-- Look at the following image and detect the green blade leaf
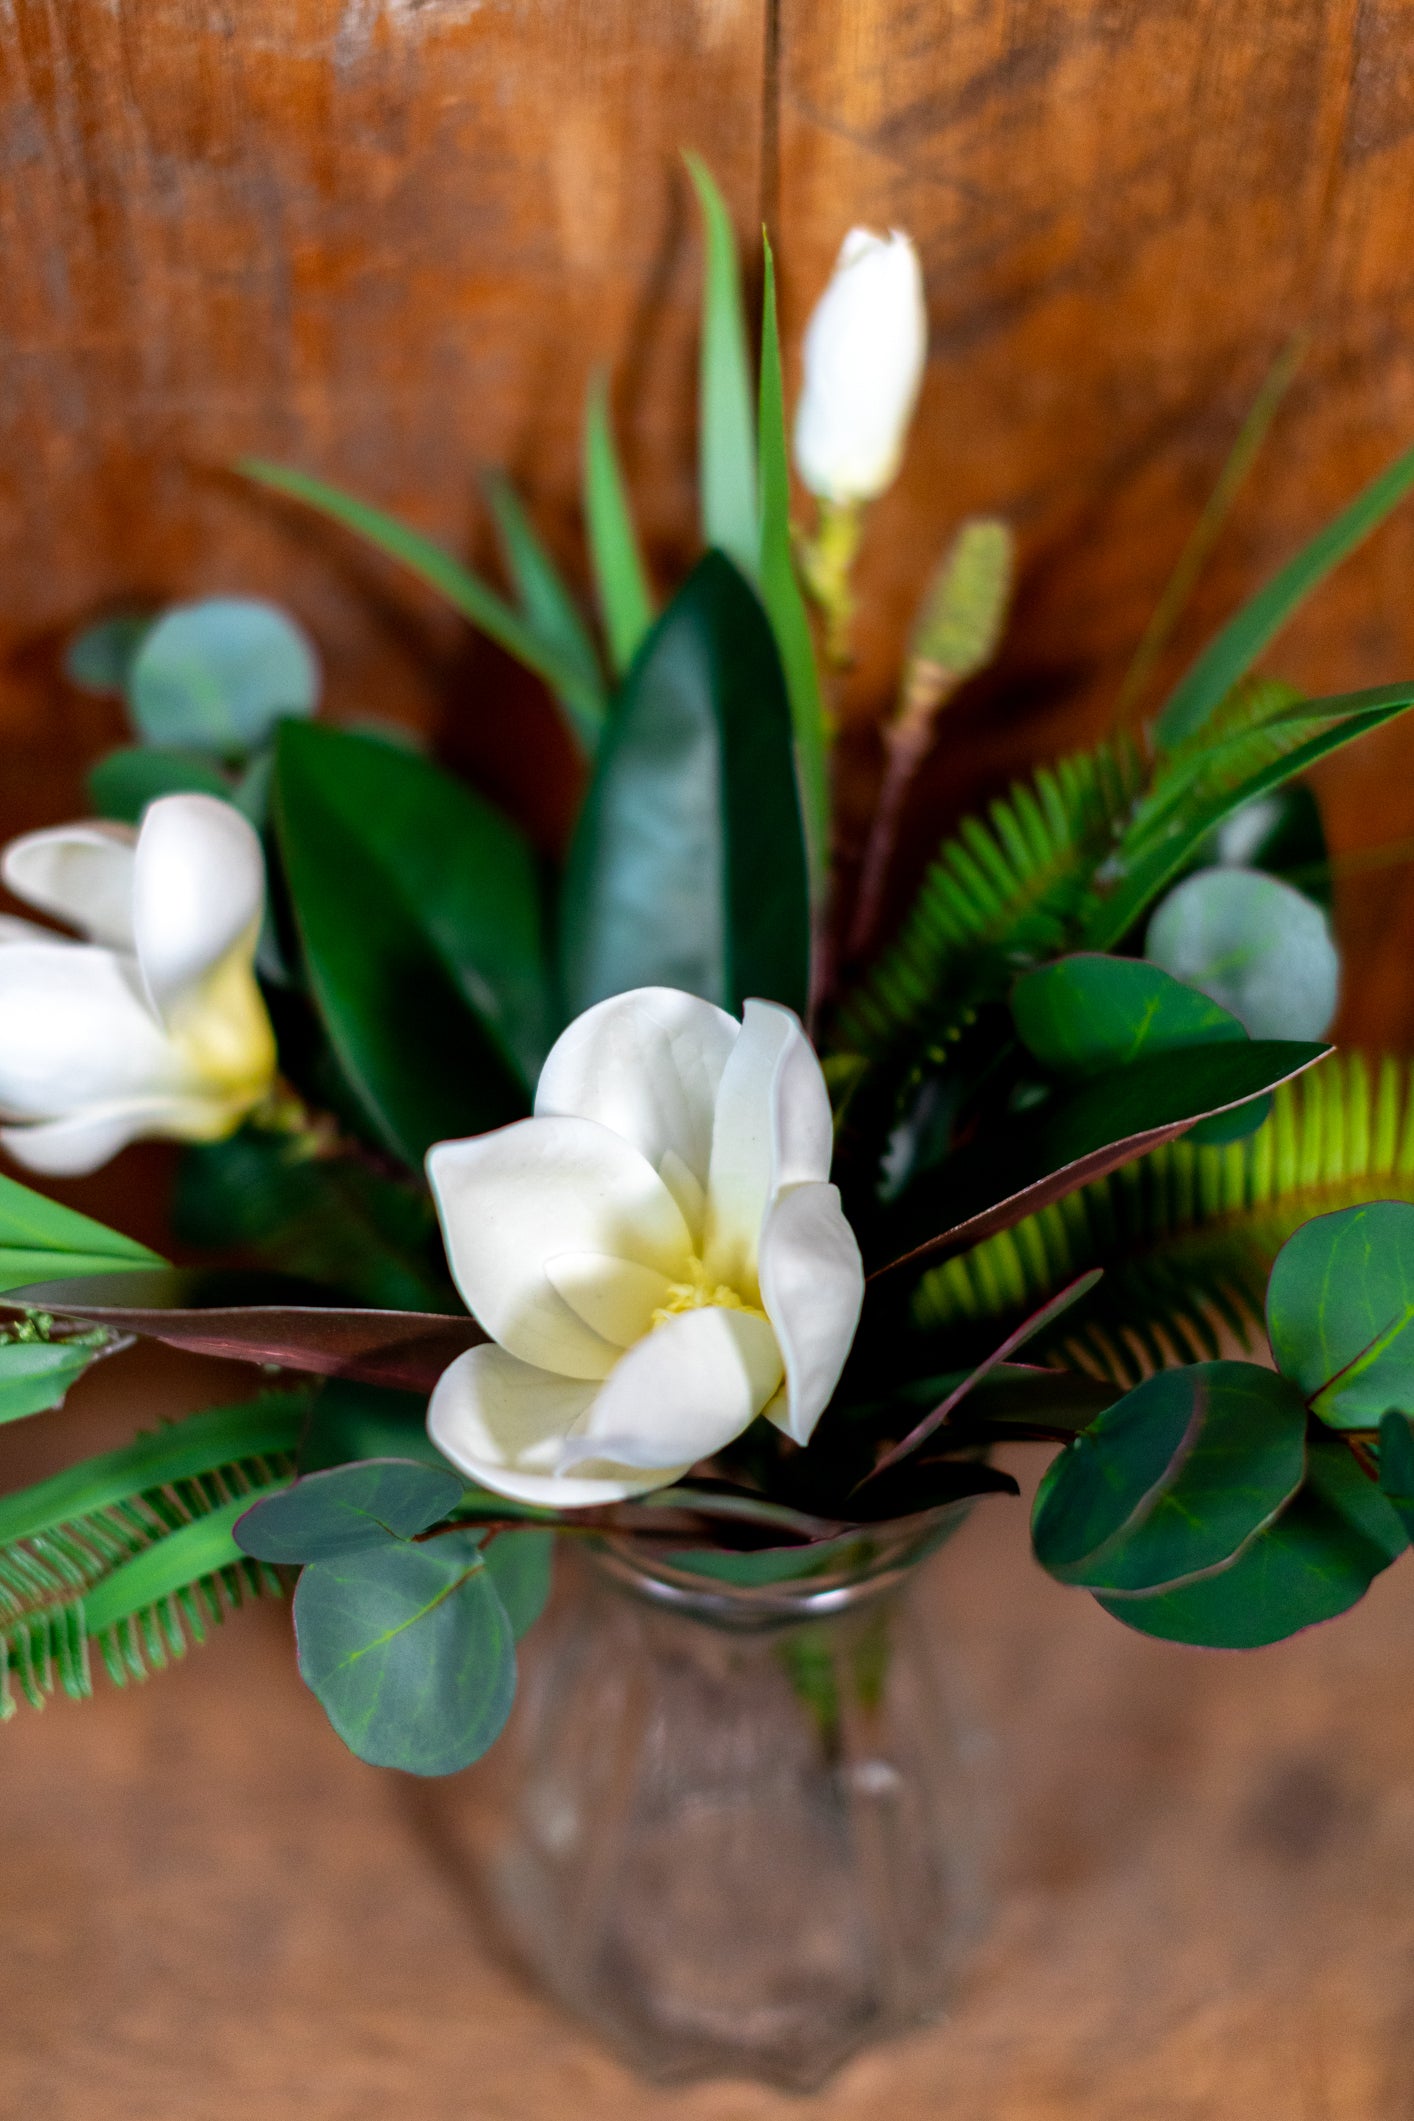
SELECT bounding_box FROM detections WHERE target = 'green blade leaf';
[758,234,829,890]
[234,1457,465,1563]
[561,550,811,1019]
[239,458,592,716]
[294,1531,515,1774]
[685,153,758,581]
[273,722,536,1166]
[1097,1431,1406,1646]
[128,597,319,756]
[583,375,655,678]
[87,746,233,824]
[1154,439,1414,747]
[1088,683,1414,949]
[484,473,607,751]
[0,1339,98,1426]
[1032,1360,1307,1593]
[0,1172,162,1295]
[1145,867,1339,1040]
[1266,1201,1414,1430]
[1012,954,1245,1075]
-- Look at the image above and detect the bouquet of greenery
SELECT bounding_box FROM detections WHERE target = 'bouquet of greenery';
[5,164,1414,1777]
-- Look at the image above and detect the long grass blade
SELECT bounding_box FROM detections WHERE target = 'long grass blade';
[583,375,655,677]
[483,473,607,750]
[685,153,759,580]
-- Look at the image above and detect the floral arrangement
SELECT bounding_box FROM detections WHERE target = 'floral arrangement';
[4,162,1414,1778]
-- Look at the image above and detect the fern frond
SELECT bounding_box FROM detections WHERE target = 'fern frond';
[1123,675,1303,858]
[913,1052,1414,1387]
[837,736,1144,1063]
[0,1392,310,1717]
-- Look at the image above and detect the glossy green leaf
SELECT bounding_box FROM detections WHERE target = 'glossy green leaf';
[294,1530,515,1774]
[561,551,811,1019]
[273,721,535,1165]
[685,153,758,581]
[1097,1431,1406,1646]
[1032,1361,1307,1592]
[129,597,319,755]
[1267,1201,1414,1430]
[1012,954,1245,1075]
[298,1379,458,1476]
[87,746,233,824]
[240,458,593,709]
[1145,867,1339,1040]
[234,1457,465,1563]
[583,375,655,677]
[758,236,829,890]
[0,1172,162,1294]
[1154,440,1414,746]
[481,1529,554,1638]
[877,1038,1327,1276]
[1378,1411,1414,1541]
[0,1338,97,1425]
[1090,684,1414,955]
[484,472,607,751]
[64,613,153,694]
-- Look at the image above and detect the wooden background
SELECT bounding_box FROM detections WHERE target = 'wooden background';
[7,2,1414,1036]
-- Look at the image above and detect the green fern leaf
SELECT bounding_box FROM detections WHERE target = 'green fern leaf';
[837,737,1143,1063]
[913,1052,1414,1386]
[0,1391,310,1716]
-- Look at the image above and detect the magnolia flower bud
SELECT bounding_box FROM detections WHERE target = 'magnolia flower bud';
[0,794,276,1175]
[426,987,865,1508]
[793,228,928,506]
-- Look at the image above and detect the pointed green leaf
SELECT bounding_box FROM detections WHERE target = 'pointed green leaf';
[1013,954,1245,1075]
[294,1531,515,1774]
[758,236,829,889]
[0,1339,98,1426]
[273,722,533,1167]
[0,1173,162,1294]
[484,472,607,750]
[1155,439,1414,746]
[583,375,655,677]
[1267,1201,1414,1430]
[686,153,759,580]
[560,552,811,1018]
[234,1457,465,1563]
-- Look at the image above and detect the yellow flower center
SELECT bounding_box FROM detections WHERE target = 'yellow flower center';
[649,1256,766,1332]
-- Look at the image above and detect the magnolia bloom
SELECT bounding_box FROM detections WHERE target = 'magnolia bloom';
[0,794,276,1176]
[793,228,928,506]
[427,988,865,1507]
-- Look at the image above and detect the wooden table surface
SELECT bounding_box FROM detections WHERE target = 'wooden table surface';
[6,1348,1414,2120]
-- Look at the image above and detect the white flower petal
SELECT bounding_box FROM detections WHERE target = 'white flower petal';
[544,1252,674,1349]
[758,1182,864,1446]
[793,227,927,505]
[0,1094,235,1177]
[2,823,136,948]
[427,1116,693,1381]
[658,1148,707,1245]
[132,795,265,1021]
[0,942,185,1119]
[534,986,738,1189]
[427,1343,683,1507]
[560,1305,783,1471]
[0,916,56,947]
[704,1000,834,1288]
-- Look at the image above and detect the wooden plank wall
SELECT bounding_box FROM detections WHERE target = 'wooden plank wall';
[4,1,1414,1036]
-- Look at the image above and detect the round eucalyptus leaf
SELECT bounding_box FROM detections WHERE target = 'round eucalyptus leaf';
[234,1456,465,1563]
[1144,866,1339,1040]
[1267,1201,1414,1429]
[65,613,154,695]
[482,1529,554,1638]
[87,746,232,825]
[129,597,319,755]
[1031,1360,1308,1593]
[295,1530,516,1775]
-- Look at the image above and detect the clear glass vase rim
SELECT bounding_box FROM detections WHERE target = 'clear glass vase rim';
[585,1520,953,1627]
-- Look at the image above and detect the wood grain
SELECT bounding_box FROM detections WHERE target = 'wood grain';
[6,1346,1414,2118]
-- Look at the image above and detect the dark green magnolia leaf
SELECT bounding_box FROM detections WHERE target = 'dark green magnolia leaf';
[234,1457,465,1563]
[481,1530,554,1638]
[0,1172,162,1294]
[1032,1360,1308,1593]
[1267,1201,1414,1429]
[1146,868,1339,1040]
[86,746,233,824]
[0,1338,98,1424]
[274,721,534,1166]
[130,597,319,754]
[1378,1412,1414,1541]
[294,1530,516,1775]
[561,551,811,1019]
[875,1038,1326,1277]
[1097,1431,1406,1646]
[1013,954,1243,1075]
[298,1379,457,1475]
[64,612,153,694]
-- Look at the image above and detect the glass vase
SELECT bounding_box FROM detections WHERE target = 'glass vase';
[477,1526,988,2090]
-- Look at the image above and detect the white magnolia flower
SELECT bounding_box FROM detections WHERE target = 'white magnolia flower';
[0,794,276,1175]
[793,228,928,506]
[427,987,865,1507]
